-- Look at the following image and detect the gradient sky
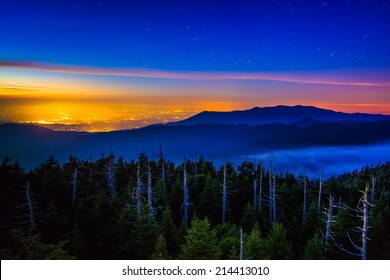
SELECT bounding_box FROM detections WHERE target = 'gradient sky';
[1,0,390,131]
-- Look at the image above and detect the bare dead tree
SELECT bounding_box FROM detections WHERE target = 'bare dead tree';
[258,161,263,210]
[183,158,189,228]
[253,160,257,210]
[193,151,198,190]
[336,183,374,259]
[159,143,165,191]
[320,194,337,251]
[105,148,116,199]
[240,228,244,260]
[301,172,307,224]
[147,161,154,217]
[318,168,323,214]
[272,167,277,223]
[222,158,228,224]
[371,176,376,205]
[269,152,273,223]
[71,167,80,206]
[88,156,93,183]
[25,181,36,231]
[136,160,143,216]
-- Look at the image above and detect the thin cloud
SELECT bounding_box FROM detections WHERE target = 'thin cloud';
[1,60,389,87]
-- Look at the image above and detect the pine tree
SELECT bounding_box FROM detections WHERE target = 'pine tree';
[160,206,180,257]
[264,223,292,259]
[180,218,221,260]
[303,233,326,260]
[132,205,158,259]
[151,234,170,260]
[243,226,265,259]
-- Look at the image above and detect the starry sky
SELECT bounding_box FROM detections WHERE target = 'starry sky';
[0,0,390,131]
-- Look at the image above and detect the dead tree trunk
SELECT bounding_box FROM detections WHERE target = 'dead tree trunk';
[240,228,244,260]
[72,167,78,206]
[318,168,323,214]
[371,177,376,205]
[337,183,373,259]
[253,174,257,211]
[322,194,336,251]
[303,172,307,224]
[25,181,36,231]
[147,161,153,217]
[222,159,227,224]
[159,143,165,191]
[183,159,189,228]
[361,183,370,260]
[259,162,263,210]
[136,161,142,216]
[106,150,116,199]
[89,156,93,183]
[269,153,273,223]
[193,151,198,190]
[272,168,277,223]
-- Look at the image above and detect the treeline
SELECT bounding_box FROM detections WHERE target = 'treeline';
[0,152,389,260]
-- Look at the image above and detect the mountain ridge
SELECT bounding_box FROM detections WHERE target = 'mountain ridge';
[170,105,390,126]
[1,105,390,170]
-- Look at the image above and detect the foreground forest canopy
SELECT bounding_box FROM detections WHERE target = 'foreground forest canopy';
[1,152,389,260]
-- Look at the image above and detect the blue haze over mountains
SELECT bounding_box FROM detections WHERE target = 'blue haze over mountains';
[1,105,390,176]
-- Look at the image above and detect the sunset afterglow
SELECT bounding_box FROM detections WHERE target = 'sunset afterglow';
[1,1,389,131]
[1,64,390,131]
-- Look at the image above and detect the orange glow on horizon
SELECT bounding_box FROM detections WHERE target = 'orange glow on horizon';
[1,65,390,131]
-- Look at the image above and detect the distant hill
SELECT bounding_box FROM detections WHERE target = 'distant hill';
[1,117,390,169]
[0,123,88,168]
[171,105,390,126]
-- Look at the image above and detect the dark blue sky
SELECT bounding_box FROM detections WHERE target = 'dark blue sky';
[1,0,389,71]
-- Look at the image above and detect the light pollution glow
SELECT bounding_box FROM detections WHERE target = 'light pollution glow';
[1,61,390,132]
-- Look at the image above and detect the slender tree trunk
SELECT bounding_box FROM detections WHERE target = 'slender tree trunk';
[269,153,273,223]
[371,177,376,205]
[106,150,115,198]
[318,168,323,214]
[194,151,197,191]
[259,162,263,209]
[339,183,373,259]
[159,143,165,191]
[253,177,257,210]
[303,173,307,224]
[324,194,335,251]
[147,161,153,216]
[136,161,142,216]
[89,156,92,183]
[25,181,36,231]
[361,183,369,260]
[72,167,77,206]
[222,159,227,224]
[240,228,243,260]
[183,159,189,228]
[272,168,277,223]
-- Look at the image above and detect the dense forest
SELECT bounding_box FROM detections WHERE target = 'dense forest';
[1,151,389,260]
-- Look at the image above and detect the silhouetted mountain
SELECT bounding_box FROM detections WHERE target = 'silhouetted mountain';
[171,105,390,126]
[1,119,390,169]
[0,123,88,167]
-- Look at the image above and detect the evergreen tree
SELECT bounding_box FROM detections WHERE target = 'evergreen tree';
[264,223,292,259]
[132,205,158,259]
[11,229,75,260]
[303,233,326,260]
[151,234,170,260]
[180,218,221,260]
[160,206,180,257]
[243,226,265,260]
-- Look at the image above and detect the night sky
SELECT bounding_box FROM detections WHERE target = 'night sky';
[1,0,389,131]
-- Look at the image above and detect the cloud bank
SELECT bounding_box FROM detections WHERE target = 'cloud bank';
[1,60,389,87]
